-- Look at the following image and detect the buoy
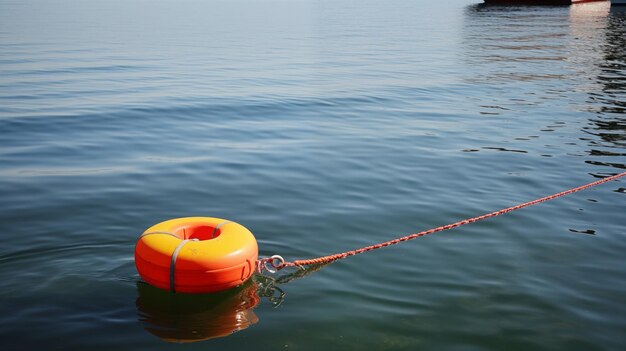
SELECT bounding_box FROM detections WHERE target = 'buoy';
[135,217,258,293]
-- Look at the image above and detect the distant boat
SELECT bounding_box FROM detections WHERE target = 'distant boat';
[484,0,608,4]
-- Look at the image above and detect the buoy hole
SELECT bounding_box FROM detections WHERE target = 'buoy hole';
[176,225,222,241]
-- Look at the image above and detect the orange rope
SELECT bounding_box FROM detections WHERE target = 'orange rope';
[259,172,625,271]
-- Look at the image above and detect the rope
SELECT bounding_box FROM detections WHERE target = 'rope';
[258,172,625,272]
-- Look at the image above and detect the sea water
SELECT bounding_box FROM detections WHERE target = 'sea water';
[0,0,624,350]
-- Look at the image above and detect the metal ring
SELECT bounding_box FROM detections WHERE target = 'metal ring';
[269,255,285,270]
[263,259,277,274]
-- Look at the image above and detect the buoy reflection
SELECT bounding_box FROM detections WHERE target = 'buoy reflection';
[136,279,260,343]
[136,263,328,343]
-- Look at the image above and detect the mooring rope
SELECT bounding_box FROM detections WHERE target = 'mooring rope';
[257,172,626,273]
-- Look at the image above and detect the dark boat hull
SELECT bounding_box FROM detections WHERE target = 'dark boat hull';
[484,0,606,4]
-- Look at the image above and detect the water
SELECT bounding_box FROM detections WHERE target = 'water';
[1,0,625,349]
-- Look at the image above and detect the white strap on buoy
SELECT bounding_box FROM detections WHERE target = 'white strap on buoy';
[212,221,232,238]
[170,239,191,293]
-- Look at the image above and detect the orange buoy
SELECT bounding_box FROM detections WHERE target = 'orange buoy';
[135,217,258,293]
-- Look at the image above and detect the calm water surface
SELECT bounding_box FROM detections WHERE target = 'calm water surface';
[1,0,625,350]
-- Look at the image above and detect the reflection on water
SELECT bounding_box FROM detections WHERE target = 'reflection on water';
[136,280,260,343]
[463,2,625,172]
[584,4,626,170]
[136,264,327,343]
[596,6,626,115]
[568,1,610,94]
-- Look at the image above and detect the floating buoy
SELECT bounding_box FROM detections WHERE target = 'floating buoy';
[135,217,258,293]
